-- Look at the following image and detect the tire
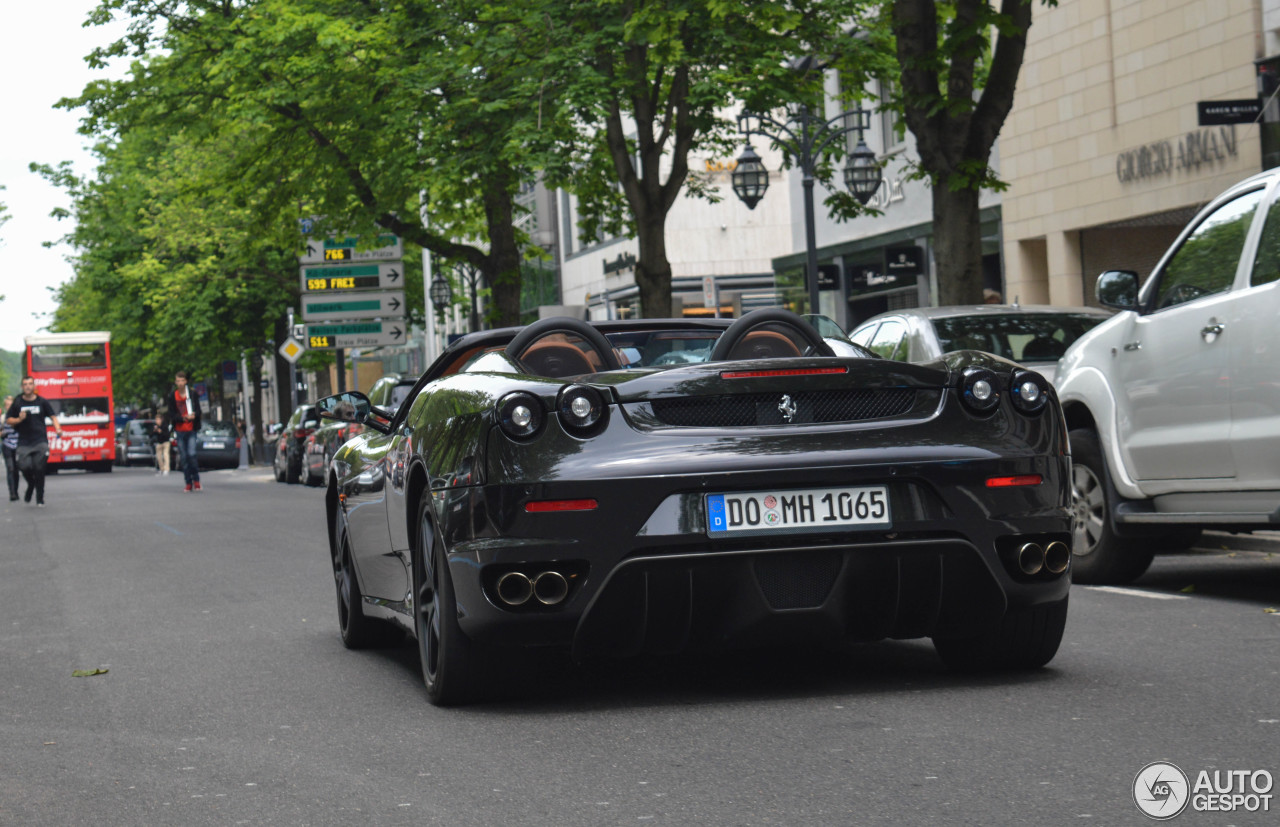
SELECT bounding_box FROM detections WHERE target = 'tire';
[332,527,391,649]
[1068,428,1153,584]
[274,458,286,483]
[414,496,481,706]
[285,448,300,484]
[933,597,1069,671]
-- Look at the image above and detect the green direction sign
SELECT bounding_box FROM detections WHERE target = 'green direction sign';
[299,262,403,292]
[301,290,405,322]
[298,234,403,265]
[305,320,407,349]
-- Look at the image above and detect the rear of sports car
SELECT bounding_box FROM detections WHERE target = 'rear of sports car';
[441,353,1071,672]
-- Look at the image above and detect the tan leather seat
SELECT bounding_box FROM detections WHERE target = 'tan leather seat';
[726,330,803,360]
[519,341,596,377]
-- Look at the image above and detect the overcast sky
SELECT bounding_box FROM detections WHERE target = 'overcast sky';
[0,0,129,355]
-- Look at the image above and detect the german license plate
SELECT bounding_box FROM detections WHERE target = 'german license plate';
[204,442,225,449]
[707,486,890,535]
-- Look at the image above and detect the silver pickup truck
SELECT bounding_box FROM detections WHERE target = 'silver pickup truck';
[1056,169,1280,583]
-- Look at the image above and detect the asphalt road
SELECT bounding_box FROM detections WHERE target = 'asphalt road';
[2,466,1278,825]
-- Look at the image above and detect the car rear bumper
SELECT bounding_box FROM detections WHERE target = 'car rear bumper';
[441,452,1072,655]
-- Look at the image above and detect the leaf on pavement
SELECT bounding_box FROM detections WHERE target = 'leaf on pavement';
[1179,585,1196,593]
[71,668,109,677]
[1264,608,1278,614]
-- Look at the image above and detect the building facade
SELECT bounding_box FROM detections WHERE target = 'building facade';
[1001,0,1271,305]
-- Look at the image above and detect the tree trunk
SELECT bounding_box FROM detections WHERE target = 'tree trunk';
[481,166,523,328]
[931,181,984,306]
[634,213,672,318]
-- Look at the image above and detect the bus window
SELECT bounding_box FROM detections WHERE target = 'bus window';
[30,344,108,371]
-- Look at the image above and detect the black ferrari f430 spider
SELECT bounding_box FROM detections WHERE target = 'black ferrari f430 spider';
[318,308,1072,704]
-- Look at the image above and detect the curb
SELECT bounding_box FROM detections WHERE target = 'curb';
[1200,530,1280,553]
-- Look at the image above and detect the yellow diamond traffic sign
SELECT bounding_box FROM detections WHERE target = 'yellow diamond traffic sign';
[278,338,306,363]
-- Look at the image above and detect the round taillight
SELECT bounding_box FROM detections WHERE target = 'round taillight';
[960,367,1001,415]
[557,385,607,436]
[497,392,544,440]
[1010,369,1050,415]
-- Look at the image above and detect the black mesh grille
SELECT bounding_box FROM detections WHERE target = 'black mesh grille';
[753,551,843,610]
[650,388,916,427]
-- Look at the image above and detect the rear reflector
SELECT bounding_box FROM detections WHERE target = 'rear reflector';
[525,499,599,513]
[986,475,1043,488]
[721,367,849,379]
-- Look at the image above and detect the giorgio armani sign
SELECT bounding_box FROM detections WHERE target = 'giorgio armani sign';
[1116,126,1238,184]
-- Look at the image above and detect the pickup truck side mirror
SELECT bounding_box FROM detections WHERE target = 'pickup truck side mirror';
[1096,269,1140,311]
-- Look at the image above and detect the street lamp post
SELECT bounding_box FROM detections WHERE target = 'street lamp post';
[453,262,483,333]
[732,101,881,315]
[429,274,453,317]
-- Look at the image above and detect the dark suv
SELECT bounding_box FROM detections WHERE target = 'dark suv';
[273,404,319,484]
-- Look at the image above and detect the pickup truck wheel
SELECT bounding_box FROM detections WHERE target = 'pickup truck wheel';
[1069,428,1153,584]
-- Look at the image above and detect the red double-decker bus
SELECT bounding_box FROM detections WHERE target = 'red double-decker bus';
[24,332,116,473]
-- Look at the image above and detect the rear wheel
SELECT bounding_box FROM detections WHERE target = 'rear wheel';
[933,597,1068,671]
[414,496,480,705]
[1069,428,1153,584]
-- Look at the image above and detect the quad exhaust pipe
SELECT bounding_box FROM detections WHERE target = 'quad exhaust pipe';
[494,570,570,607]
[1043,541,1070,575]
[1017,542,1045,576]
[1013,540,1070,577]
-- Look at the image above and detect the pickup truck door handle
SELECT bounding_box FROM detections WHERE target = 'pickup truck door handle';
[1201,322,1225,341]
[1123,341,1142,351]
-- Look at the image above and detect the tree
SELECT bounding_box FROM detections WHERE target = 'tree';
[544,0,877,318]
[34,117,312,413]
[887,0,1053,304]
[74,0,572,328]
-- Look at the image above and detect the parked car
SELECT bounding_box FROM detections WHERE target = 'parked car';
[273,404,319,484]
[1056,169,1280,584]
[318,309,1071,705]
[848,304,1112,378]
[119,419,158,467]
[194,420,241,470]
[303,374,418,487]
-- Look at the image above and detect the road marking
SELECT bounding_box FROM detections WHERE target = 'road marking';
[1084,586,1188,601]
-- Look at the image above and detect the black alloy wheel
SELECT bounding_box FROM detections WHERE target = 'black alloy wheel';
[333,529,387,648]
[414,496,478,705]
[933,597,1069,671]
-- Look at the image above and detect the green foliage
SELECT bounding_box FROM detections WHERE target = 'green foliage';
[0,348,21,397]
[535,0,881,315]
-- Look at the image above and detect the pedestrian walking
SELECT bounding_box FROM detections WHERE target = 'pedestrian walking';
[2,395,19,502]
[169,371,202,492]
[3,376,63,507]
[152,411,171,475]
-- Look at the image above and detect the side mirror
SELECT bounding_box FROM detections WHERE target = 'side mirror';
[317,391,392,434]
[1096,270,1140,311]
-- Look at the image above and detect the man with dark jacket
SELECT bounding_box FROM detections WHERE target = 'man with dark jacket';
[4,376,63,506]
[169,372,202,492]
